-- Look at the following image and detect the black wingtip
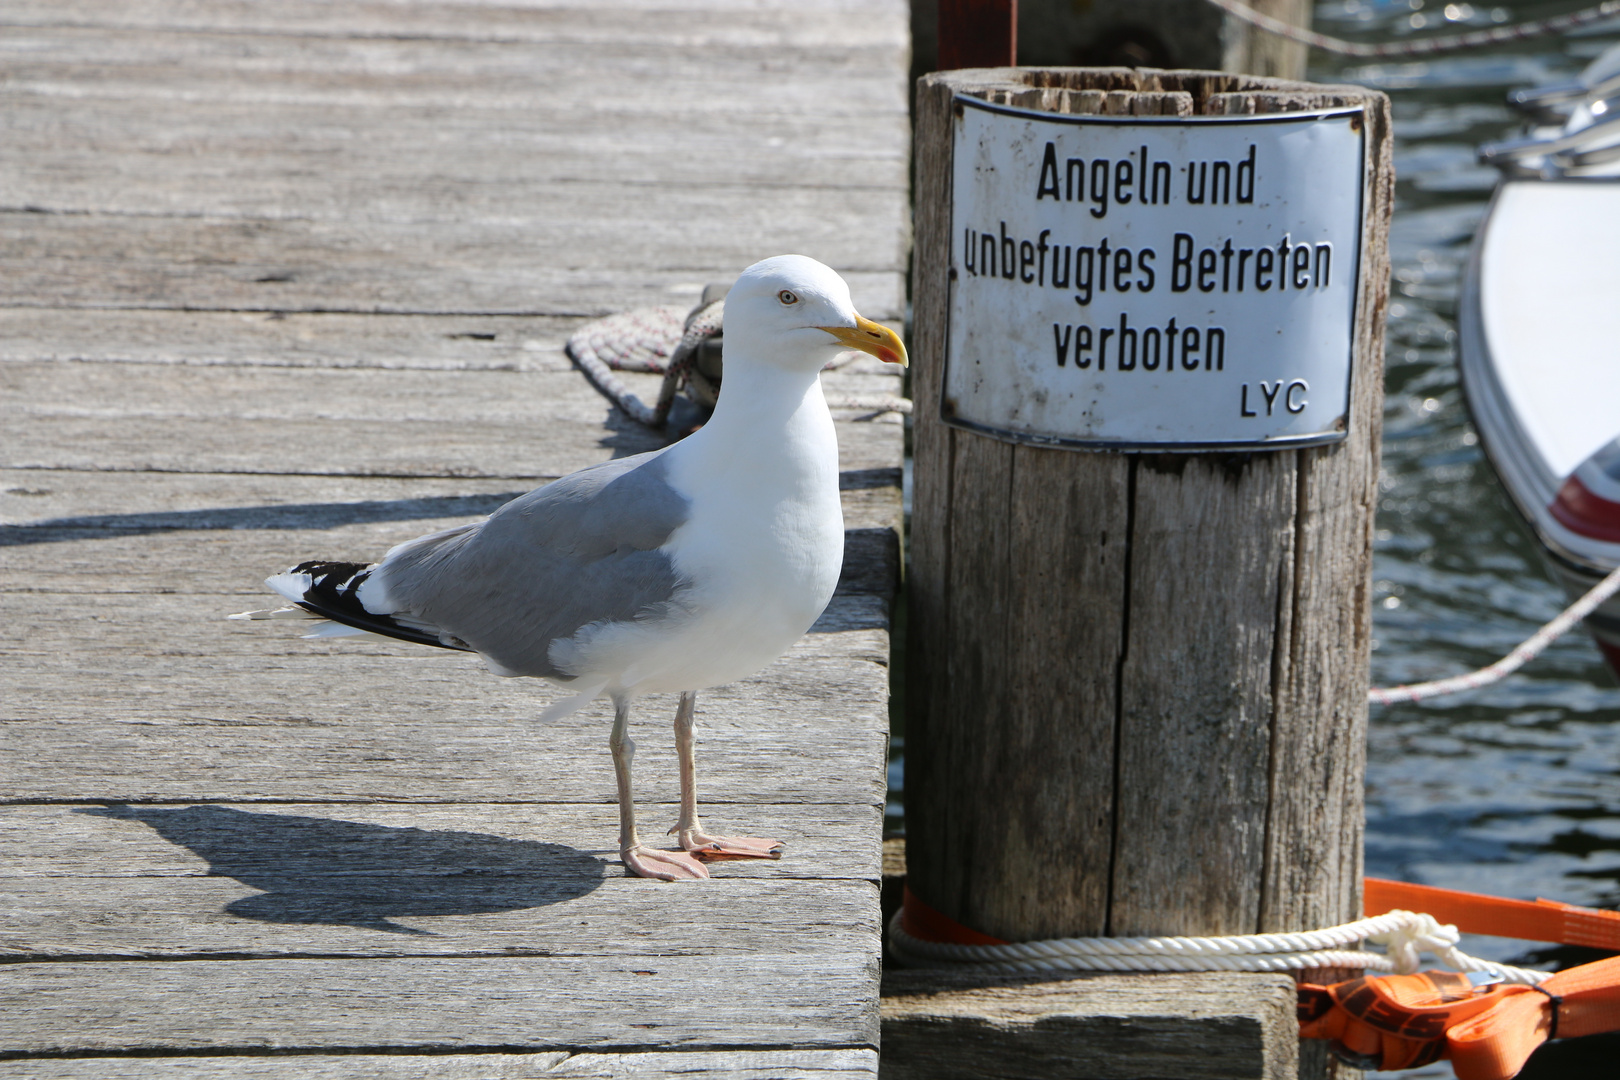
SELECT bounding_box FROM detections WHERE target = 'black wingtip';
[287,560,471,653]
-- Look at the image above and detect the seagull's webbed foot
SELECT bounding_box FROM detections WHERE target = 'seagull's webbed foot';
[622,842,710,881]
[672,826,785,861]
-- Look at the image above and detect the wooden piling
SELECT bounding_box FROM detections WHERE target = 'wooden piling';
[906,63,1392,967]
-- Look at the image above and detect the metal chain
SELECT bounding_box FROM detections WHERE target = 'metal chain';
[1210,0,1620,58]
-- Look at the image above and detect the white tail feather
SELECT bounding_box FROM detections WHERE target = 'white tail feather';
[265,572,314,604]
[534,681,609,722]
[228,605,314,622]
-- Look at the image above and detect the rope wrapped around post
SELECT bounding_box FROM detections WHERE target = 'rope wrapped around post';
[889,891,1551,984]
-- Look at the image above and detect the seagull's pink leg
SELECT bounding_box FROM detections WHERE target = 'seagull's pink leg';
[669,690,784,861]
[609,694,707,880]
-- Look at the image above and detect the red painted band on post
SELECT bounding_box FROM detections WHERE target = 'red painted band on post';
[900,884,1009,945]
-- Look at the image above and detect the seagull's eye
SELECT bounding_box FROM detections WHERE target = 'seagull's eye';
[777,290,799,305]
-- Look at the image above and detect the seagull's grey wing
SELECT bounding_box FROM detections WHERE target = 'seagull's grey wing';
[372,449,690,678]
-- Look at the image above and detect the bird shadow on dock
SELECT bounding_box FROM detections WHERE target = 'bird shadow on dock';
[79,804,606,935]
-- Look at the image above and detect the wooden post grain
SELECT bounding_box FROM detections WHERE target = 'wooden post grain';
[908,68,1393,950]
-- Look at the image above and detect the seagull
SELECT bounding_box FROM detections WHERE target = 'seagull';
[231,255,907,880]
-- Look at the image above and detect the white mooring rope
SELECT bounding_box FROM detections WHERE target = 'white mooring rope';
[1368,562,1620,705]
[567,304,911,430]
[889,907,1552,984]
[1209,0,1620,58]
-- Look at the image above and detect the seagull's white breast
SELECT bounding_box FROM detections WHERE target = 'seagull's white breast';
[578,374,844,696]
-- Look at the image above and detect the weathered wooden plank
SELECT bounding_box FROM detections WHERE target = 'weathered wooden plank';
[544,1049,877,1080]
[0,802,879,887]
[0,603,888,807]
[3,520,894,601]
[0,99,907,199]
[2,410,900,483]
[881,970,1298,1080]
[0,875,878,961]
[0,25,906,116]
[0,954,878,1054]
[0,310,591,372]
[0,1054,570,1080]
[0,538,897,631]
[0,181,906,287]
[1,0,907,46]
[0,212,907,321]
[0,361,903,478]
[0,355,904,428]
[1108,454,1296,937]
[3,469,902,545]
[907,82,1130,943]
[0,717,884,806]
[0,1049,878,1080]
[0,473,529,531]
[0,801,878,961]
[1220,0,1313,81]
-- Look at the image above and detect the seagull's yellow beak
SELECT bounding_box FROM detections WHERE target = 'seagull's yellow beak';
[818,315,908,367]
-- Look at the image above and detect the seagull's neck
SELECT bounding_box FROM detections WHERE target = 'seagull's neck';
[677,355,836,487]
[700,356,828,442]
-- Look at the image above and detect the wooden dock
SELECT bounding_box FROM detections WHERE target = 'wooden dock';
[0,2,908,1075]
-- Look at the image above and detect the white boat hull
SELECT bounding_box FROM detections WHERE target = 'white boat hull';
[1458,179,1620,673]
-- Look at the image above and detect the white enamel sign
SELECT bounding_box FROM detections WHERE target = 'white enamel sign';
[944,96,1366,450]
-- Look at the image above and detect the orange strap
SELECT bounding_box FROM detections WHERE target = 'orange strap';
[1448,955,1620,1078]
[1300,957,1620,1079]
[1366,877,1620,950]
[1299,970,1506,1071]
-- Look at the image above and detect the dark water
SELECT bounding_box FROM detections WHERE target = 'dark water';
[889,0,1620,1011]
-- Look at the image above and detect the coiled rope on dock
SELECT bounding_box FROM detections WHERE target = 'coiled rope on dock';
[1368,562,1620,705]
[567,300,912,430]
[1210,0,1620,58]
[889,904,1551,984]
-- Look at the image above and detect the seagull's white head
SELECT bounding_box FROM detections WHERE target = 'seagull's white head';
[723,255,907,372]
